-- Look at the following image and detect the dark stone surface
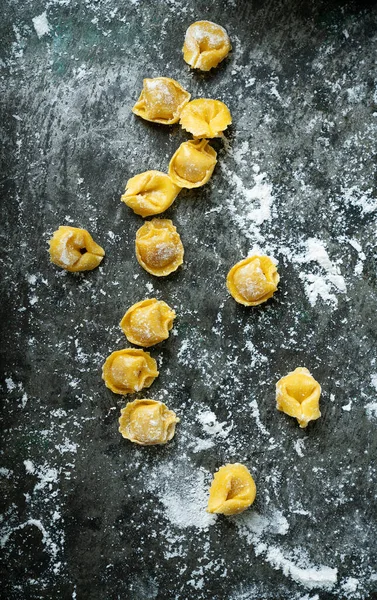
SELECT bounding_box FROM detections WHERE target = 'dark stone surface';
[1,1,377,599]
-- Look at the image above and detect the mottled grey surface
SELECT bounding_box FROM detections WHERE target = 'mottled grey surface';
[1,0,377,599]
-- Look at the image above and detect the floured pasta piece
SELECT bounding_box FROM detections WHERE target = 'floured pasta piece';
[102,348,158,395]
[276,367,321,428]
[121,171,181,217]
[132,77,191,125]
[119,399,179,445]
[207,463,256,516]
[49,226,105,272]
[227,255,279,306]
[168,139,217,188]
[183,21,231,71]
[135,219,184,276]
[180,99,232,138]
[120,298,176,347]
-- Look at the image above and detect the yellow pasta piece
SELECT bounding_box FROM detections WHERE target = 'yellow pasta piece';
[276,367,321,428]
[135,219,184,277]
[207,463,256,516]
[183,21,231,71]
[48,226,105,272]
[102,348,158,395]
[168,139,217,188]
[180,99,232,138]
[227,255,279,306]
[119,399,179,445]
[120,298,176,347]
[121,171,181,217]
[132,77,191,125]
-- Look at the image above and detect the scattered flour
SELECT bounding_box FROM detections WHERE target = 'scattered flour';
[5,378,16,391]
[32,12,51,38]
[348,239,366,275]
[222,163,274,240]
[55,439,78,454]
[365,375,377,418]
[346,84,366,103]
[0,467,13,478]
[24,460,59,491]
[147,461,216,530]
[1,519,58,559]
[365,402,377,419]
[296,238,346,306]
[196,409,233,438]
[236,509,337,590]
[341,576,360,596]
[342,400,352,412]
[248,399,269,436]
[21,392,28,408]
[265,547,338,590]
[191,437,215,453]
[370,374,377,391]
[294,439,305,457]
[244,340,268,368]
[342,186,377,214]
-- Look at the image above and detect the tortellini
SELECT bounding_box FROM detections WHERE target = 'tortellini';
[180,99,232,138]
[207,463,256,516]
[120,298,176,347]
[276,367,321,428]
[102,348,158,395]
[135,218,184,276]
[227,255,279,306]
[121,171,181,217]
[183,21,231,71]
[119,399,179,445]
[132,77,191,125]
[168,139,217,189]
[48,226,105,272]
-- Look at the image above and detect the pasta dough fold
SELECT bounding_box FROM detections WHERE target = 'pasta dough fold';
[169,139,217,188]
[121,171,181,217]
[276,367,321,428]
[180,99,232,138]
[49,226,105,272]
[183,21,231,71]
[227,255,279,306]
[207,463,256,515]
[102,349,158,395]
[132,77,191,124]
[135,219,184,276]
[119,399,179,445]
[120,298,176,347]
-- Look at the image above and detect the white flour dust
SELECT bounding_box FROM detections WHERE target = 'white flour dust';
[236,510,338,590]
[146,459,216,530]
[296,238,347,306]
[32,12,51,38]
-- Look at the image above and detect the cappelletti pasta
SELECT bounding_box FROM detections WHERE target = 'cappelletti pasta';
[48,226,105,272]
[102,348,158,395]
[121,171,181,217]
[132,77,191,125]
[119,399,179,445]
[120,298,176,347]
[135,219,184,276]
[227,255,279,306]
[276,367,321,428]
[207,463,256,516]
[183,21,231,71]
[180,99,232,138]
[169,139,217,188]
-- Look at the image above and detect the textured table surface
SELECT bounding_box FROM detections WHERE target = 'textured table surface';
[1,1,377,599]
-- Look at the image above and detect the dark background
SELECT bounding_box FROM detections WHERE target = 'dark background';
[1,0,377,598]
